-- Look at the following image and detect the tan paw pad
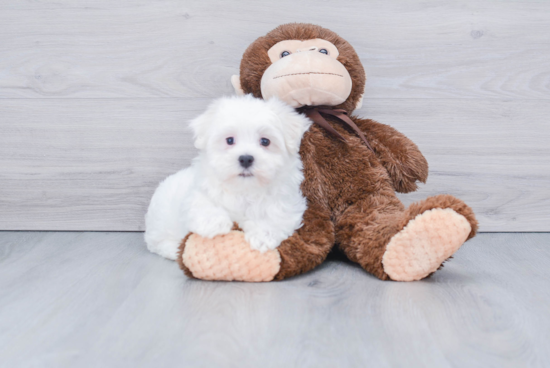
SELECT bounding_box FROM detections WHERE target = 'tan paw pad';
[382,208,471,281]
[182,230,281,282]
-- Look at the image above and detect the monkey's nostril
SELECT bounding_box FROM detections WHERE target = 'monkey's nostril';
[239,155,254,168]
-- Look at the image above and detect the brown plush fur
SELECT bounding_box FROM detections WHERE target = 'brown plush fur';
[237,23,478,281]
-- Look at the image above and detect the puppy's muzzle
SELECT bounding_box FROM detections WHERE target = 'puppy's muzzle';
[239,155,254,169]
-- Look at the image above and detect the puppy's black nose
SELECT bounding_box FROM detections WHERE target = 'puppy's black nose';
[239,155,254,168]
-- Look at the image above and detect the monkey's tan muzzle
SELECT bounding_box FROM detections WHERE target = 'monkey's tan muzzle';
[260,51,352,108]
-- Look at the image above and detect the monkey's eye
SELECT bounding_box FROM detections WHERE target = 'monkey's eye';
[280,51,291,58]
[319,49,328,55]
[260,138,270,147]
[226,137,234,145]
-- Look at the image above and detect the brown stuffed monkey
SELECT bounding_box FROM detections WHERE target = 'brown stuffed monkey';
[178,23,478,282]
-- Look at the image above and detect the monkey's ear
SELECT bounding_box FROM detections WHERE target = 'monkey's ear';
[355,93,364,110]
[231,75,245,96]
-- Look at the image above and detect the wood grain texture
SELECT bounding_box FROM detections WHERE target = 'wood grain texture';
[0,98,203,231]
[0,231,549,367]
[1,98,549,231]
[0,0,549,100]
[0,0,549,231]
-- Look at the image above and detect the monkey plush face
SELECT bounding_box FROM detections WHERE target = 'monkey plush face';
[232,23,366,113]
[260,38,352,107]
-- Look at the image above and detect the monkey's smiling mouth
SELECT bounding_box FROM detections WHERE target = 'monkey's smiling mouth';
[273,72,344,79]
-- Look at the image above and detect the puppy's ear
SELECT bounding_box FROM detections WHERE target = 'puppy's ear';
[267,98,312,154]
[189,100,220,150]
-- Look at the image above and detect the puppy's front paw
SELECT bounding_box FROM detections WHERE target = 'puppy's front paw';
[190,216,233,239]
[245,230,280,254]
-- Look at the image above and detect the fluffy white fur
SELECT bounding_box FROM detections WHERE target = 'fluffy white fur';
[144,95,312,260]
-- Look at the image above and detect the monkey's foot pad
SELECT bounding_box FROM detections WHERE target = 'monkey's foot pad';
[382,208,472,282]
[180,230,281,282]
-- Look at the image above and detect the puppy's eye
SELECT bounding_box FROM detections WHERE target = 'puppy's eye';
[280,51,290,58]
[260,138,270,147]
[226,137,234,145]
[319,49,328,55]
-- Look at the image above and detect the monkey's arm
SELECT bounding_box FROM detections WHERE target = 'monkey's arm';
[354,117,429,193]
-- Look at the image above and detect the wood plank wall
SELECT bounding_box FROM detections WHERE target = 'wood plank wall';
[1,0,549,231]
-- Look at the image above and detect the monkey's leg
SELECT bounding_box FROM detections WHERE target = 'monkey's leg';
[273,201,335,280]
[336,194,478,281]
[178,201,335,282]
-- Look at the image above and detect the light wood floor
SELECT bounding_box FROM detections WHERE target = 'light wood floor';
[0,232,549,367]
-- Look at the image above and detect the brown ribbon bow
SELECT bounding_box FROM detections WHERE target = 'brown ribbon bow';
[300,106,373,152]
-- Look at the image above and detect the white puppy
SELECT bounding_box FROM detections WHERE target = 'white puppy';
[144,95,312,260]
